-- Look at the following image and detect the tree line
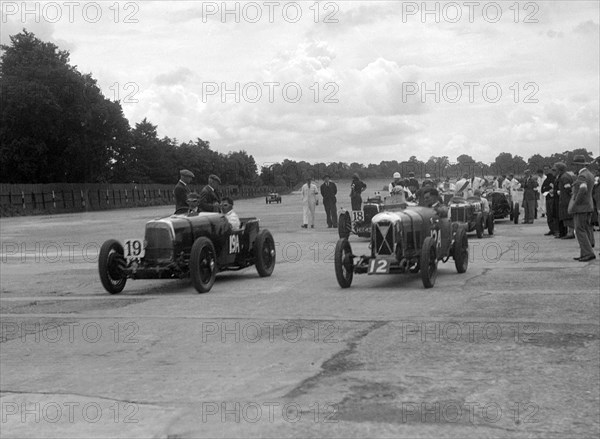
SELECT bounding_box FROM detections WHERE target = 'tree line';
[1,30,596,188]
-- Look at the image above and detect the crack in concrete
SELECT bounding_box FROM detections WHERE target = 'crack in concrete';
[283,320,389,399]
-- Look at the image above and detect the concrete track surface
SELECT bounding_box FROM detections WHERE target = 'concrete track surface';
[1,191,599,438]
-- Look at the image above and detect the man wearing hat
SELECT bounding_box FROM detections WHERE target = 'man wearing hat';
[521,169,538,224]
[569,155,595,261]
[174,169,195,214]
[320,175,338,228]
[555,162,575,239]
[405,171,420,194]
[198,174,222,212]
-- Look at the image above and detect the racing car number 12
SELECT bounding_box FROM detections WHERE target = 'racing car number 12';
[368,259,390,274]
[124,239,145,259]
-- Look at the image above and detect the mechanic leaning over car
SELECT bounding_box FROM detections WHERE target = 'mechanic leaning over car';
[199,174,222,212]
[174,169,195,214]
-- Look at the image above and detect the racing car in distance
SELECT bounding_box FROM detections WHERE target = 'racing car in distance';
[338,192,385,239]
[265,192,282,204]
[334,194,469,289]
[449,196,494,238]
[98,212,276,294]
[484,189,520,224]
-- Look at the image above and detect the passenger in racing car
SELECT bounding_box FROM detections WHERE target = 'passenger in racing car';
[221,197,241,229]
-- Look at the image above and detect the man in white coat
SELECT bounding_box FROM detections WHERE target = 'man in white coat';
[301,177,319,228]
[454,173,471,197]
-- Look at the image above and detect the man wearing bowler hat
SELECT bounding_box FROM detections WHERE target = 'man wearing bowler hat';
[174,169,194,214]
[569,155,596,261]
[199,174,222,212]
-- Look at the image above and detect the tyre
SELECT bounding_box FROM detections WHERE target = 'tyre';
[513,202,520,224]
[334,238,353,288]
[190,237,217,293]
[338,212,351,239]
[475,213,484,238]
[420,236,438,288]
[487,214,494,235]
[254,229,276,277]
[98,239,127,294]
[453,226,469,273]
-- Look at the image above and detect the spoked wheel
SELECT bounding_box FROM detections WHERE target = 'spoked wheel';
[420,236,438,288]
[98,239,127,294]
[190,237,217,293]
[475,213,484,238]
[513,202,520,224]
[453,226,469,273]
[334,238,354,288]
[255,229,276,277]
[338,212,351,239]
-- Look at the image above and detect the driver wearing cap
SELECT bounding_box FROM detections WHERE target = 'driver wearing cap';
[199,174,222,212]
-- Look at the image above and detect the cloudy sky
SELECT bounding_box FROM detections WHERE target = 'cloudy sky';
[1,1,599,168]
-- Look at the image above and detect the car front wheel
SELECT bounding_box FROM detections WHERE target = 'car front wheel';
[334,238,354,288]
[98,239,127,294]
[190,237,217,293]
[513,202,520,224]
[338,212,351,239]
[255,230,276,277]
[453,226,469,273]
[420,236,438,288]
[475,213,484,238]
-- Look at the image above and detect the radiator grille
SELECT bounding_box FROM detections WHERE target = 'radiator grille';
[144,227,173,260]
[374,221,394,255]
[363,204,380,223]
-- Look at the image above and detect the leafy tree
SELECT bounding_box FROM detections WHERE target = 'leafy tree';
[0,30,130,183]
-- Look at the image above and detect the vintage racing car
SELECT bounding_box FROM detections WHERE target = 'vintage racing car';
[265,192,282,204]
[334,195,469,289]
[449,196,494,238]
[484,189,519,224]
[338,192,385,238]
[98,212,276,294]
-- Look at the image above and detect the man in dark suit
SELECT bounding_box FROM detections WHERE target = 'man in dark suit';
[320,175,338,228]
[541,165,556,235]
[199,174,222,212]
[569,155,596,261]
[521,169,538,224]
[174,169,194,214]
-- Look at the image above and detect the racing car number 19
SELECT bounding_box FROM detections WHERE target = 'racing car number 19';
[124,239,145,259]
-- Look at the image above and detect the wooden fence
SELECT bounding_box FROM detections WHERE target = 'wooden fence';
[0,183,289,217]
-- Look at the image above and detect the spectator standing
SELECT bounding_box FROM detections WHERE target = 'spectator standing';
[521,169,538,224]
[174,169,194,214]
[555,162,575,239]
[199,174,222,212]
[569,155,596,261]
[350,174,367,210]
[301,177,319,228]
[541,165,557,236]
[320,175,338,228]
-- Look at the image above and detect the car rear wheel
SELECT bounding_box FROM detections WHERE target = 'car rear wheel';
[255,229,276,277]
[475,213,484,238]
[487,214,494,235]
[334,238,354,288]
[453,226,469,273]
[98,239,127,294]
[513,202,520,224]
[190,237,217,293]
[420,237,438,288]
[338,212,351,239]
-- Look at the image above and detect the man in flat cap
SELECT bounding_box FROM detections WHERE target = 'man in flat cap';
[199,174,222,212]
[569,155,596,261]
[174,169,195,214]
